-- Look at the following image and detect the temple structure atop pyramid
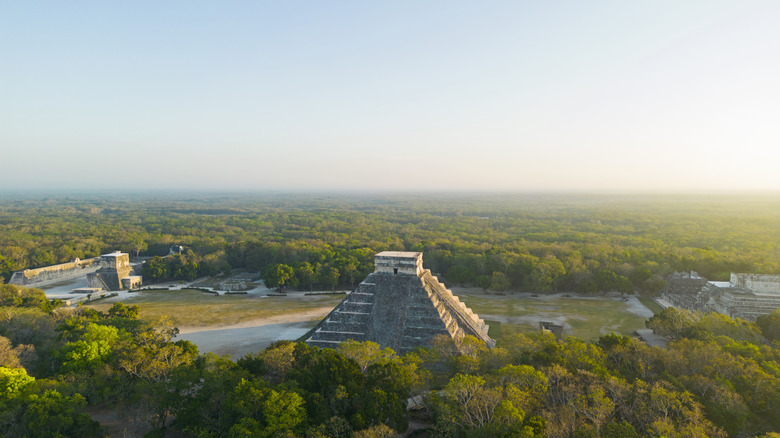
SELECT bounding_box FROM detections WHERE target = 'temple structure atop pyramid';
[304,251,495,353]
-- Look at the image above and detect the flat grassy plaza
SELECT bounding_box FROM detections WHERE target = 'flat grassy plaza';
[88,288,654,341]
[87,289,346,327]
[455,289,654,341]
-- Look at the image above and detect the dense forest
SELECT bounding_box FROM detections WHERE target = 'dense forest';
[1,193,780,294]
[2,282,780,437]
[1,193,780,436]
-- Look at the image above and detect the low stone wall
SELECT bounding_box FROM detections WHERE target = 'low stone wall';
[62,291,117,306]
[9,258,101,287]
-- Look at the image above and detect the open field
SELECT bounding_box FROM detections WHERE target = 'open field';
[86,289,346,328]
[453,288,654,341]
[84,286,657,359]
[84,287,653,359]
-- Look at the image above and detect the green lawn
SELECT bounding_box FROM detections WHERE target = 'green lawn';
[458,292,653,341]
[86,289,345,327]
[86,289,654,341]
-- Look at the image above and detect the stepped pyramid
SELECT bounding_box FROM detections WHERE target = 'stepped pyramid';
[305,251,495,353]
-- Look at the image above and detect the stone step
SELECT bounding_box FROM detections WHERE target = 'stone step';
[348,293,375,303]
[400,334,447,349]
[329,310,371,325]
[400,329,444,339]
[441,322,463,339]
[407,295,435,306]
[342,301,372,312]
[316,329,365,335]
[436,305,457,331]
[306,339,341,346]
[433,301,449,319]
[406,304,441,315]
[403,316,449,330]
[320,320,368,333]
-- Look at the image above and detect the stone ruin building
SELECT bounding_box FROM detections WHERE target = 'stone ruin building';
[87,251,142,291]
[305,251,495,354]
[662,271,780,321]
[9,257,101,287]
[539,321,564,339]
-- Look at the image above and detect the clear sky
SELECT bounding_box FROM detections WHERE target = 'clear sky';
[2,1,779,192]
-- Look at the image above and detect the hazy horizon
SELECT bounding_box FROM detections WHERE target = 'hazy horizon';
[3,1,779,192]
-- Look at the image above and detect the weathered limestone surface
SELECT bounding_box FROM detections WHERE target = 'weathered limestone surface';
[87,252,137,291]
[9,258,101,287]
[663,271,780,321]
[730,273,780,296]
[305,252,494,353]
[121,276,143,290]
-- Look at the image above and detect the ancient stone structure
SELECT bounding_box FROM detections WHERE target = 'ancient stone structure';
[121,276,143,290]
[9,258,101,287]
[72,287,103,294]
[305,251,495,353]
[539,321,564,339]
[662,271,780,321]
[87,252,142,291]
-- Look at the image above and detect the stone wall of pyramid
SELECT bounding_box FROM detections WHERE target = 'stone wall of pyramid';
[305,252,494,353]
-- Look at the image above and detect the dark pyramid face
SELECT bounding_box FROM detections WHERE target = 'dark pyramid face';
[305,252,493,353]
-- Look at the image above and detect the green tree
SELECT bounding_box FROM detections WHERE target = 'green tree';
[573,386,614,435]
[337,340,396,373]
[490,271,511,292]
[0,337,25,368]
[143,256,170,281]
[533,256,566,292]
[107,302,140,319]
[296,262,316,291]
[264,264,295,291]
[0,284,23,307]
[629,267,652,290]
[262,389,306,437]
[6,390,104,437]
[756,309,780,342]
[61,323,120,371]
[352,424,395,438]
[319,266,340,291]
[335,256,359,288]
[595,269,619,292]
[0,366,35,402]
[125,233,148,258]
[646,307,697,340]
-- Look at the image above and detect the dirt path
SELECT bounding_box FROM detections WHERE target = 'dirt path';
[175,307,333,359]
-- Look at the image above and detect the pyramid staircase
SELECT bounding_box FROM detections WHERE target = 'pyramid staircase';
[305,281,377,347]
[305,269,494,352]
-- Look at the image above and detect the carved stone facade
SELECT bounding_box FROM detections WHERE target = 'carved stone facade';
[305,251,494,353]
[87,252,141,291]
[662,271,780,321]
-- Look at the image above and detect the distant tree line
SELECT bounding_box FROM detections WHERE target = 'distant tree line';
[2,194,779,294]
